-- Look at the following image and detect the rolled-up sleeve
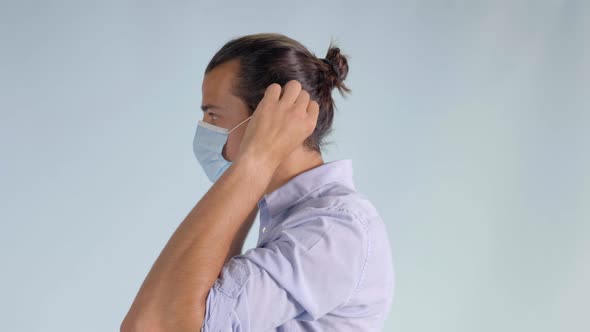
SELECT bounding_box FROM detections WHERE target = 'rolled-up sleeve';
[200,208,369,331]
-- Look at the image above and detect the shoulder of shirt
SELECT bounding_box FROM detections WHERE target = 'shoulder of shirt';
[295,183,381,226]
[272,185,381,300]
[270,183,383,242]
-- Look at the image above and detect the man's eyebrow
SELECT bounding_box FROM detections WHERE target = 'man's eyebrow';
[200,104,224,112]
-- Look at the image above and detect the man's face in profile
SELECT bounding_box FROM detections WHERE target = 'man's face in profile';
[201,59,251,162]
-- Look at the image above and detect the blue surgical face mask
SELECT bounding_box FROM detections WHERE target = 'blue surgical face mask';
[193,116,252,182]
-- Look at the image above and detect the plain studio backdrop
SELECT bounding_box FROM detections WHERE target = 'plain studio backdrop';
[0,1,588,331]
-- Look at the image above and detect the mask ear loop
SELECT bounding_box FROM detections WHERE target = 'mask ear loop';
[228,115,253,134]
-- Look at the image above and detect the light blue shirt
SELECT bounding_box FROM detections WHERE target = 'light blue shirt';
[201,159,395,331]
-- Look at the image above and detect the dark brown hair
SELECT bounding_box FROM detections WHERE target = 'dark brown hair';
[204,32,351,153]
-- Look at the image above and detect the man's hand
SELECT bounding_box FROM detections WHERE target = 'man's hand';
[236,80,320,167]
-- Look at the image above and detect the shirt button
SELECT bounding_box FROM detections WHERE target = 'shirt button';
[262,226,267,233]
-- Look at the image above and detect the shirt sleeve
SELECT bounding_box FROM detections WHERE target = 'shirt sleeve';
[200,208,369,331]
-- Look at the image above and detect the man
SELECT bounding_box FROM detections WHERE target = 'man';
[121,56,394,331]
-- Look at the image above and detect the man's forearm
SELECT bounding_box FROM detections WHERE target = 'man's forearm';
[122,152,276,331]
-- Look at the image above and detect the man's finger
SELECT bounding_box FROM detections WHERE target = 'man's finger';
[280,80,302,105]
[264,83,282,101]
[306,100,320,129]
[294,89,311,113]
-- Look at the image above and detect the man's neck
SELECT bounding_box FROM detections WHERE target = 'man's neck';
[263,148,324,197]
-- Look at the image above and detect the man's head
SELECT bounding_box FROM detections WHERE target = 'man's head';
[200,33,351,162]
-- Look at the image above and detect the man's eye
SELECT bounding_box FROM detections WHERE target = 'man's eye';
[208,112,218,120]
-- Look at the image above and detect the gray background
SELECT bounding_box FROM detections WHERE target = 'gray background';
[1,1,588,331]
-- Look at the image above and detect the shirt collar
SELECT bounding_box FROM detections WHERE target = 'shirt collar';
[257,159,355,220]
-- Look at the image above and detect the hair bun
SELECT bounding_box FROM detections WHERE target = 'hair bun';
[323,41,351,96]
[321,58,340,78]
